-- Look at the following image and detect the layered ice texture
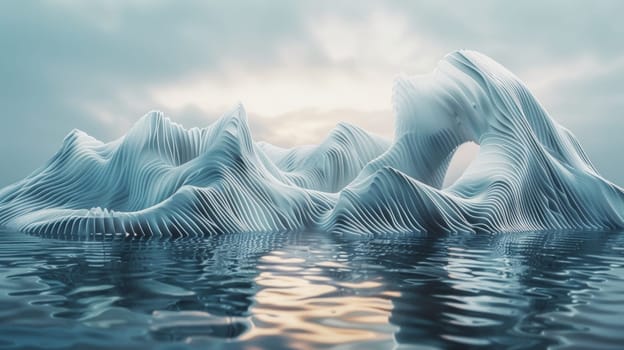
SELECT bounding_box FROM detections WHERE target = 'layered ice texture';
[1,50,623,236]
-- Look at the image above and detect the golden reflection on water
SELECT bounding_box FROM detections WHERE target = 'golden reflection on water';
[241,248,400,348]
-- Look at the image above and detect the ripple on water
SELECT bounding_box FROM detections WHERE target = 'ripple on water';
[0,230,623,349]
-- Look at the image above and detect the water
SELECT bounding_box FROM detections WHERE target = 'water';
[0,230,623,349]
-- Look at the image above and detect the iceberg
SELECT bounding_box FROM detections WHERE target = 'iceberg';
[1,50,623,236]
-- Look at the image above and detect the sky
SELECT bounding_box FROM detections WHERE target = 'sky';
[1,0,623,187]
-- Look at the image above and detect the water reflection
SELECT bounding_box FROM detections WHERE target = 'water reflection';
[243,239,398,349]
[0,230,623,349]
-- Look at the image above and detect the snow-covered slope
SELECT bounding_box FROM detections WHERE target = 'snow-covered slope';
[1,50,622,236]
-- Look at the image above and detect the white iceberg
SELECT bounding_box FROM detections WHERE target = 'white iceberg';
[1,50,622,236]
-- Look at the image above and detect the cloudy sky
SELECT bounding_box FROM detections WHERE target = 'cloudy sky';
[1,0,623,187]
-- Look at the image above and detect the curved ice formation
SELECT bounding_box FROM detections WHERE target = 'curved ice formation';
[1,50,623,236]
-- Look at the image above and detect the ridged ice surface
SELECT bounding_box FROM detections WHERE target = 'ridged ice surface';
[1,50,623,236]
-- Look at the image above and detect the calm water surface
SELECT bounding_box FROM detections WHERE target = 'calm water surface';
[0,230,623,349]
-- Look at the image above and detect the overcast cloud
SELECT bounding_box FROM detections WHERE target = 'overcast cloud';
[1,0,623,186]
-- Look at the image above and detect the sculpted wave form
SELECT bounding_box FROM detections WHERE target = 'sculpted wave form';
[1,50,623,236]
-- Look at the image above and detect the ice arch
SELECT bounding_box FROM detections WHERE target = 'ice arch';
[442,142,479,189]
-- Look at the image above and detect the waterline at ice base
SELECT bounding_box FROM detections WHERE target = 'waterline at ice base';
[1,50,623,236]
